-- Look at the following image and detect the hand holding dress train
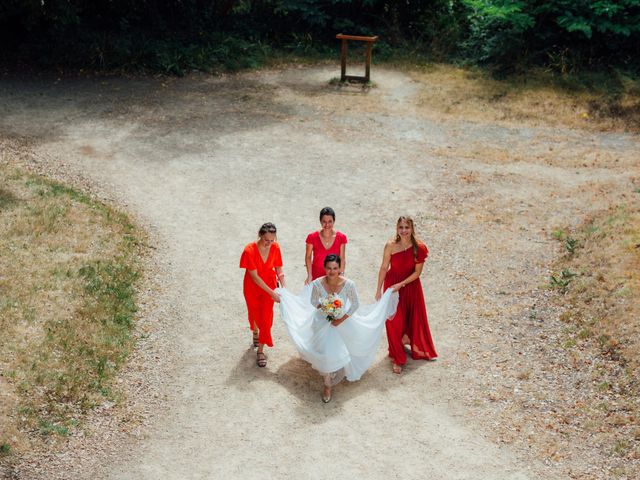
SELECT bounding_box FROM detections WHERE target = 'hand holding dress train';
[277,279,398,384]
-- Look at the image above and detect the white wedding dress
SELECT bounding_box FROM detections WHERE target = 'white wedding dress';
[276,278,398,385]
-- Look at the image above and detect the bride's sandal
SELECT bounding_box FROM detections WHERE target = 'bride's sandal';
[322,386,332,403]
[256,352,267,368]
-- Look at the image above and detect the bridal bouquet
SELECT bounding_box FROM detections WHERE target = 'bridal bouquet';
[320,294,344,322]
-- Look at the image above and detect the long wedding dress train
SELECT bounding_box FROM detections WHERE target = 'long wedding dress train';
[277,279,398,384]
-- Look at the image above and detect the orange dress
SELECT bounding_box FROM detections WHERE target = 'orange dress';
[240,241,283,347]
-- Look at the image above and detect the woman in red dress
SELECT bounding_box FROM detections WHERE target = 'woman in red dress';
[305,207,348,284]
[375,216,437,374]
[240,222,286,367]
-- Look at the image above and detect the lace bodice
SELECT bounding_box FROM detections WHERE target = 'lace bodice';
[310,278,360,317]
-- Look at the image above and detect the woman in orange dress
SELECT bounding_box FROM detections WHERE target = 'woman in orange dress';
[240,222,285,367]
[375,216,437,374]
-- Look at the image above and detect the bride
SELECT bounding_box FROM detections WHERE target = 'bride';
[277,254,398,403]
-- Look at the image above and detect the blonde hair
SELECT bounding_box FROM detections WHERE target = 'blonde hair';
[394,215,420,261]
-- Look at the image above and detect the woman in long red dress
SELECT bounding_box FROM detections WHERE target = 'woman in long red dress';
[305,207,348,284]
[375,216,437,374]
[240,222,285,367]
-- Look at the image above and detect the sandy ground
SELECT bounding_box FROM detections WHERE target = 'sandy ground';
[1,65,638,479]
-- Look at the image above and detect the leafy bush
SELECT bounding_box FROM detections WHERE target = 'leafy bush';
[0,0,466,72]
[462,0,640,72]
[0,1,638,73]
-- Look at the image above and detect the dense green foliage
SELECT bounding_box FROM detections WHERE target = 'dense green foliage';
[463,0,640,72]
[0,1,638,73]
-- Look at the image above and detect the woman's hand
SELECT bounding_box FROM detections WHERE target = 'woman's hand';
[331,315,348,327]
[304,275,312,286]
[374,290,382,301]
[271,291,281,303]
[390,282,403,293]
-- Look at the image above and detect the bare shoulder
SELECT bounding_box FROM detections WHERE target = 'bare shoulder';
[384,239,396,251]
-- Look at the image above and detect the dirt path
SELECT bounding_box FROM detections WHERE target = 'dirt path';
[1,66,637,479]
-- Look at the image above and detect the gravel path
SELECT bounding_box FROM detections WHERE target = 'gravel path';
[1,66,637,479]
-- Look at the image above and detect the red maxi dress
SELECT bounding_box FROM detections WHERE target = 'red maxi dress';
[240,241,283,347]
[384,243,437,365]
[306,231,348,280]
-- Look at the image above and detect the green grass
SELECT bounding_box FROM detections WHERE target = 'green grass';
[0,163,143,453]
[549,269,577,292]
[38,420,70,437]
[565,237,578,254]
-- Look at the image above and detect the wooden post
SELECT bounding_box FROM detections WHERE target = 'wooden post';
[340,39,347,82]
[365,42,373,82]
[336,34,379,83]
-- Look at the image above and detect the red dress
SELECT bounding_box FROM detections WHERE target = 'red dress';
[306,231,348,280]
[384,243,437,365]
[240,241,283,347]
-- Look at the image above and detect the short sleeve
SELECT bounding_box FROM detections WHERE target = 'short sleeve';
[305,232,316,245]
[240,244,257,270]
[272,243,283,267]
[416,243,428,264]
[338,231,348,245]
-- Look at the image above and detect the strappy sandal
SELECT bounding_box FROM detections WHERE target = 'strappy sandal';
[392,363,402,375]
[256,352,267,368]
[252,330,259,348]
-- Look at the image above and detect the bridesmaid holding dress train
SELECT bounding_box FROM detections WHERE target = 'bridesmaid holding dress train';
[240,222,285,368]
[375,216,437,374]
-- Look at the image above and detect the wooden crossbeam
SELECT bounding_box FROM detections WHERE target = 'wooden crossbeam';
[336,34,379,42]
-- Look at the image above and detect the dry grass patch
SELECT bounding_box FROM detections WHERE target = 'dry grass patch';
[549,197,640,463]
[0,162,142,461]
[410,64,640,132]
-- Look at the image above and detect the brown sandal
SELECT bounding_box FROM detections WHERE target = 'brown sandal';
[256,352,267,368]
[252,330,259,348]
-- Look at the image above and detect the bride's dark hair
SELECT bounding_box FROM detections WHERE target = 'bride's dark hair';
[324,254,341,267]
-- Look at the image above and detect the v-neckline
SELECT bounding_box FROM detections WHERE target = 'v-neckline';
[318,231,337,251]
[320,278,347,296]
[257,243,271,264]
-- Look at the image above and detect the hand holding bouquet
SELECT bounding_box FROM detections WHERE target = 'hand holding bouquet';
[320,293,344,322]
